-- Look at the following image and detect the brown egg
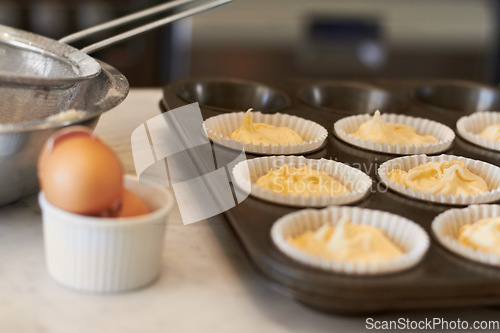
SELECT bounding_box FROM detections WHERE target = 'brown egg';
[38,126,124,215]
[38,127,92,189]
[116,189,150,218]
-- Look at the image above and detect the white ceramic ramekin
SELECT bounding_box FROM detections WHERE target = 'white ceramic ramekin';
[39,174,174,293]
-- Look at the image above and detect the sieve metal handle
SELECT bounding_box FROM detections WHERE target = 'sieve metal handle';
[59,0,231,54]
[59,0,196,44]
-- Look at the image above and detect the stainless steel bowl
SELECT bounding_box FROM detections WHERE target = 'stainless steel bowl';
[0,60,129,206]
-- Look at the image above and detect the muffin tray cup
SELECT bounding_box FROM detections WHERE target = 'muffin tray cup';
[203,111,328,155]
[232,156,372,207]
[333,112,456,155]
[432,204,500,268]
[161,78,500,314]
[457,112,500,152]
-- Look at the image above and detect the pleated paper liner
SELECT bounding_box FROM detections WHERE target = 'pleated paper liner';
[203,111,328,155]
[432,205,500,267]
[333,113,455,155]
[271,206,429,275]
[232,155,372,207]
[457,111,500,152]
[378,154,500,205]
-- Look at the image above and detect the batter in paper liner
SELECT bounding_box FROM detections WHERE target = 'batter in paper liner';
[351,110,438,146]
[287,216,403,263]
[388,160,489,197]
[478,123,500,142]
[458,217,500,256]
[256,165,349,198]
[230,109,304,146]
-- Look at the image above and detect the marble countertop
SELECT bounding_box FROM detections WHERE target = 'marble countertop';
[1,88,499,333]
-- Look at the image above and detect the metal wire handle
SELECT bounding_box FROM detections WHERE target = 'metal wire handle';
[59,0,231,54]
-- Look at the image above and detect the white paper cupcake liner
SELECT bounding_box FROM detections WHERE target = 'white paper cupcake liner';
[232,156,372,207]
[378,154,500,205]
[271,206,429,275]
[203,111,328,155]
[39,175,175,293]
[432,205,500,267]
[333,113,455,155]
[457,112,500,152]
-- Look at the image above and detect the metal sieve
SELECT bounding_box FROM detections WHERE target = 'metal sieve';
[0,60,129,206]
[0,0,232,206]
[0,0,231,87]
[0,0,231,125]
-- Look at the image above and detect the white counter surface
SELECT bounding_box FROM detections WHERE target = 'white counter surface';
[1,88,499,333]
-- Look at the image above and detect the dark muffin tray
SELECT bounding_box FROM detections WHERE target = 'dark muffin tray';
[161,77,500,314]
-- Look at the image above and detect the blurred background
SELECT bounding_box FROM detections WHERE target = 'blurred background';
[0,0,498,86]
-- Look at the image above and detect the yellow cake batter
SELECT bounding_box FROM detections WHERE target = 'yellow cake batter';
[287,216,403,263]
[388,160,489,197]
[478,123,500,142]
[351,111,438,146]
[458,217,500,256]
[230,109,304,146]
[255,165,349,197]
